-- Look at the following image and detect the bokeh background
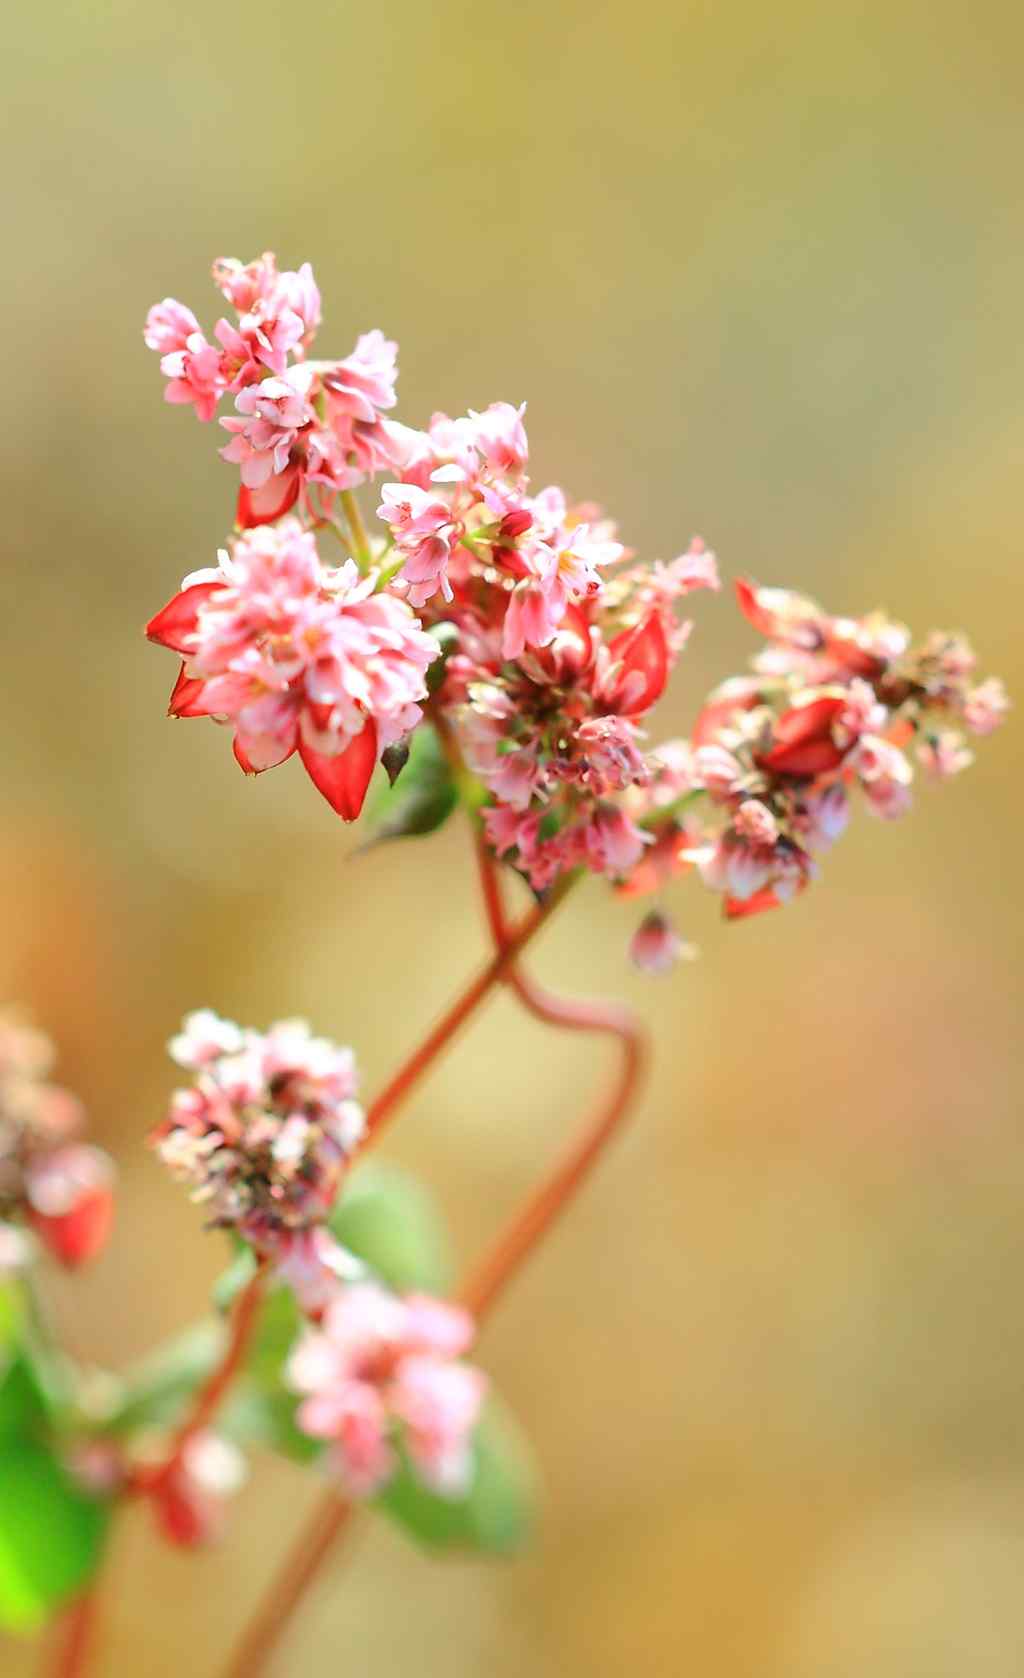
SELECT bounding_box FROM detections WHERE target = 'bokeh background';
[3,0,1023,1671]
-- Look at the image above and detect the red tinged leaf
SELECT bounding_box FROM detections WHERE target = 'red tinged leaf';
[299,719,378,820]
[755,695,847,777]
[606,611,670,715]
[236,462,301,529]
[168,663,209,718]
[146,582,222,652]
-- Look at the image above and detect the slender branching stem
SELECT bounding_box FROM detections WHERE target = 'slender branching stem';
[216,834,645,1678]
[130,1264,268,1496]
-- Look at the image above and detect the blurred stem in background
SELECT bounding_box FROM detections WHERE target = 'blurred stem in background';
[218,831,645,1678]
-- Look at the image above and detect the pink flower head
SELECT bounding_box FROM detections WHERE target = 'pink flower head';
[468,401,528,477]
[855,734,914,820]
[917,730,974,779]
[151,1012,365,1237]
[219,364,315,487]
[0,1007,90,1228]
[288,1282,486,1498]
[212,253,321,374]
[144,299,201,355]
[629,910,694,974]
[146,520,438,819]
[159,332,227,423]
[963,678,1010,736]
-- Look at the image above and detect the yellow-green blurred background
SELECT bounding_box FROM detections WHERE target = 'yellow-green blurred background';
[3,0,1022,1671]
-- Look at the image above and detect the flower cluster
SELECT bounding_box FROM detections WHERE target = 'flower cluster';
[146,522,437,817]
[145,252,1006,950]
[287,1282,486,1497]
[151,1012,365,1242]
[0,1008,114,1267]
[623,577,1010,923]
[145,254,407,528]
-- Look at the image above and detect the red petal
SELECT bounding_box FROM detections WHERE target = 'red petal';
[236,462,301,529]
[607,611,670,715]
[756,695,847,777]
[168,663,209,718]
[725,886,782,921]
[146,582,222,652]
[299,719,378,819]
[734,576,776,637]
[27,1149,116,1269]
[233,734,256,775]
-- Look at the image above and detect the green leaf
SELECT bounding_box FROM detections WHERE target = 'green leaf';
[109,1319,222,1436]
[0,1281,24,1355]
[376,1393,539,1554]
[0,1441,110,1632]
[330,1162,453,1293]
[0,1352,48,1444]
[364,724,458,843]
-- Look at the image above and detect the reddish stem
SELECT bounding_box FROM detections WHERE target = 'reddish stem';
[217,842,645,1678]
[216,1495,354,1678]
[131,1265,267,1496]
[458,840,647,1315]
[46,1591,96,1678]
[361,874,574,1142]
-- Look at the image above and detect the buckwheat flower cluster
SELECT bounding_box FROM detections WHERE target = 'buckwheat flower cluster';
[145,254,407,528]
[287,1282,487,1497]
[151,1012,365,1242]
[438,542,717,890]
[0,1008,115,1266]
[624,577,1009,920]
[146,520,438,817]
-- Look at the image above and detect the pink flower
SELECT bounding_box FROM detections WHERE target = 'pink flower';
[917,731,974,779]
[152,1431,246,1549]
[288,1282,486,1498]
[855,734,914,820]
[147,521,437,819]
[24,1144,116,1269]
[585,805,650,876]
[733,798,780,847]
[468,401,528,477]
[160,332,227,422]
[629,911,694,974]
[144,298,201,355]
[151,1012,365,1236]
[963,678,1009,736]
[377,483,457,606]
[219,365,315,487]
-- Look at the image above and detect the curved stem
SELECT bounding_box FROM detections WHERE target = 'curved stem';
[217,1496,354,1678]
[458,840,647,1316]
[218,843,644,1678]
[361,871,576,1143]
[131,1265,267,1495]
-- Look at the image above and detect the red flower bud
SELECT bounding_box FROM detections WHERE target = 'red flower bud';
[298,718,378,820]
[146,582,222,652]
[605,612,670,716]
[498,508,533,540]
[236,461,301,529]
[25,1145,115,1268]
[755,695,847,777]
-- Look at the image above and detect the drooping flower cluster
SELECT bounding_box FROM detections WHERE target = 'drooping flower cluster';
[0,1008,115,1267]
[151,1012,365,1243]
[622,577,1010,921]
[287,1282,486,1497]
[146,521,438,816]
